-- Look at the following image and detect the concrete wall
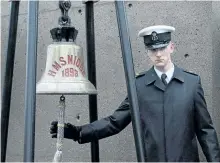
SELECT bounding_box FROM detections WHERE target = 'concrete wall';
[1,1,219,161]
[212,1,220,148]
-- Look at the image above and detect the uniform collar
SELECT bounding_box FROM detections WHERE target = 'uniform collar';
[154,63,174,83]
[145,64,184,87]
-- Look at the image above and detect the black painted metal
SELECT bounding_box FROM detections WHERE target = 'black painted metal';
[1,1,20,162]
[23,1,39,161]
[115,1,146,162]
[85,1,100,162]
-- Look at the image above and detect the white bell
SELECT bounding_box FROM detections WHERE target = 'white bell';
[36,42,97,95]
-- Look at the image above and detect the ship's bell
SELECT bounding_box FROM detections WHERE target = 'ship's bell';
[36,42,97,95]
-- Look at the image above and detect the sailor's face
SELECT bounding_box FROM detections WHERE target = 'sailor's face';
[147,42,174,68]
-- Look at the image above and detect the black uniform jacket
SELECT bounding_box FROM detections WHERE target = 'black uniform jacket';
[78,65,220,162]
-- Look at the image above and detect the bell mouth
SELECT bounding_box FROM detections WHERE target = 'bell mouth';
[36,80,97,95]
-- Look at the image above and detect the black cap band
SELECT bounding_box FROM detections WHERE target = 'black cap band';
[144,32,171,47]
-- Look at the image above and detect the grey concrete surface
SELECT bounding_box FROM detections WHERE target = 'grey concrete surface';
[1,1,220,162]
[212,1,220,149]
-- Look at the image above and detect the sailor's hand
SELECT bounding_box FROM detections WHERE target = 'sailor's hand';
[50,121,81,141]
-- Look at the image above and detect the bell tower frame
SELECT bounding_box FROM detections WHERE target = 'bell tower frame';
[1,0,145,162]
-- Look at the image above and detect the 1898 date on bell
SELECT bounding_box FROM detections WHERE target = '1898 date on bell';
[62,68,78,77]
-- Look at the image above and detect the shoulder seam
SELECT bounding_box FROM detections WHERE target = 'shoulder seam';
[135,71,146,78]
[183,70,198,76]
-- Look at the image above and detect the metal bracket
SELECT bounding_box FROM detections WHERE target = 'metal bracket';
[82,0,99,4]
[58,0,71,26]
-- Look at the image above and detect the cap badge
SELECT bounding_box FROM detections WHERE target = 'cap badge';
[151,31,158,41]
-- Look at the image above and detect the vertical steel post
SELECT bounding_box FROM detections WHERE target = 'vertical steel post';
[85,1,99,162]
[23,1,39,162]
[1,1,20,162]
[115,1,145,162]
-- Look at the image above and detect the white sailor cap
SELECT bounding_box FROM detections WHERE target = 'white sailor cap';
[138,25,175,50]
